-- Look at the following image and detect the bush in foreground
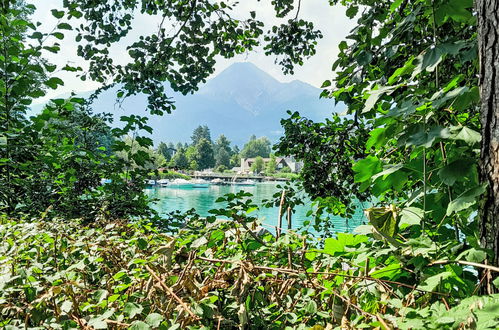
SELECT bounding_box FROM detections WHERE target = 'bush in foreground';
[1,212,499,329]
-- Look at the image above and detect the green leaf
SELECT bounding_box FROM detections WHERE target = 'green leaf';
[136,238,148,250]
[145,313,164,327]
[30,31,43,40]
[57,23,72,30]
[51,9,65,18]
[346,6,359,18]
[62,64,81,72]
[68,259,86,271]
[94,289,108,303]
[323,233,368,255]
[356,50,373,66]
[431,86,468,109]
[69,10,83,18]
[422,47,444,72]
[88,318,108,329]
[366,127,388,150]
[450,126,481,144]
[418,271,453,292]
[388,57,415,85]
[246,206,258,214]
[438,158,475,186]
[124,302,143,318]
[447,185,487,215]
[386,101,418,118]
[44,63,57,73]
[321,80,331,88]
[439,41,468,56]
[399,207,423,227]
[129,321,151,330]
[44,77,64,89]
[390,0,404,12]
[363,85,398,113]
[52,32,64,40]
[208,230,225,246]
[12,18,29,27]
[353,156,382,183]
[445,0,473,23]
[436,316,455,324]
[371,263,402,279]
[493,277,499,290]
[338,41,348,51]
[323,238,344,255]
[405,126,451,148]
[457,248,487,263]
[113,270,127,280]
[365,205,399,239]
[371,164,404,181]
[304,300,317,314]
[454,86,480,111]
[43,45,61,53]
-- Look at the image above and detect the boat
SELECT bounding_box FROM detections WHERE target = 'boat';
[168,178,193,188]
[210,178,225,185]
[192,179,210,188]
[157,179,169,187]
[145,179,156,187]
[234,179,256,186]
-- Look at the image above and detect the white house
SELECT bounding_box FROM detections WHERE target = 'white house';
[240,156,303,173]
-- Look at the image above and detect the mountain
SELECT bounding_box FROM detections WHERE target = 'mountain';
[44,62,343,146]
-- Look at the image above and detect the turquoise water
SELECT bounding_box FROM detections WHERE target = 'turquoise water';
[145,182,367,234]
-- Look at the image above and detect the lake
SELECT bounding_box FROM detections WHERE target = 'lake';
[145,182,367,235]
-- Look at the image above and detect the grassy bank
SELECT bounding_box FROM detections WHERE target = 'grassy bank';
[1,216,499,329]
[267,172,300,180]
[150,170,191,180]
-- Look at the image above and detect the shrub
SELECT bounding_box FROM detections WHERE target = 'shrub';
[158,170,191,180]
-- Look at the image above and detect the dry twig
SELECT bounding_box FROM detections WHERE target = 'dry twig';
[145,265,199,321]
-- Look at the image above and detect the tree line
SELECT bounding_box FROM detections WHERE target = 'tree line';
[153,125,273,172]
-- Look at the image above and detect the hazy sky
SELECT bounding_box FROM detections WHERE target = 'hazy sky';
[31,1,355,100]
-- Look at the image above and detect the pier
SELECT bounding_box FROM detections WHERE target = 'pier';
[191,173,289,183]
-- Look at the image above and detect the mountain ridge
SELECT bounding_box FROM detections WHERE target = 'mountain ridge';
[36,62,343,146]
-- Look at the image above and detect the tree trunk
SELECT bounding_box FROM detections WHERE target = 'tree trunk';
[478,0,499,287]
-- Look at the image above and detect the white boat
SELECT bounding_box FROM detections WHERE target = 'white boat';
[169,178,193,187]
[210,178,225,185]
[157,179,169,187]
[145,179,156,187]
[234,179,256,186]
[192,179,210,188]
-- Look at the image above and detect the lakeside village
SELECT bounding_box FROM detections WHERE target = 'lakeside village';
[146,155,302,188]
[107,125,302,188]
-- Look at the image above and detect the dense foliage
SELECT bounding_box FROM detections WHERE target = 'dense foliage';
[280,0,481,223]
[276,0,496,281]
[0,2,162,220]
[2,195,499,329]
[276,112,370,216]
